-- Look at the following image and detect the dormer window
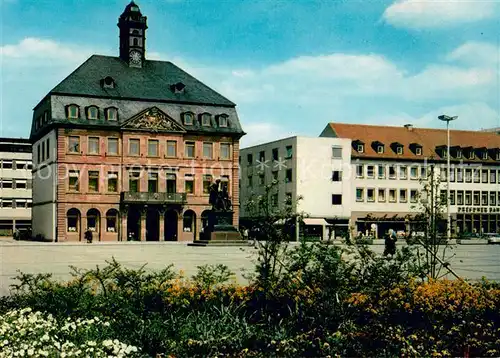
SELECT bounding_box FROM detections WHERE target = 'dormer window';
[105,107,118,121]
[456,149,462,159]
[372,141,384,154]
[218,114,229,127]
[391,142,403,155]
[201,113,211,127]
[100,76,116,89]
[357,144,364,153]
[183,112,194,125]
[415,147,422,155]
[67,105,79,119]
[480,149,488,160]
[377,145,384,154]
[43,111,49,124]
[87,106,99,120]
[170,82,185,94]
[496,150,500,160]
[469,151,475,160]
[409,142,422,156]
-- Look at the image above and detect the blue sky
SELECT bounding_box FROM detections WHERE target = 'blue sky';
[1,0,500,146]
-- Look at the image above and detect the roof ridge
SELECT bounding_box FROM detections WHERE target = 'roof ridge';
[329,122,499,134]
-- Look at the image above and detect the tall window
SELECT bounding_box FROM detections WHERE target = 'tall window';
[220,143,231,160]
[285,145,293,159]
[367,165,375,178]
[148,172,158,192]
[203,175,212,194]
[183,113,194,125]
[378,189,386,202]
[247,154,253,165]
[106,107,118,121]
[285,169,293,183]
[67,105,79,119]
[356,164,364,178]
[465,191,472,205]
[457,191,464,205]
[45,138,50,159]
[185,174,194,194]
[481,169,488,183]
[490,170,496,184]
[389,189,396,203]
[185,142,195,158]
[410,166,418,179]
[129,172,140,192]
[378,165,386,179]
[88,137,100,154]
[356,188,364,202]
[450,191,456,205]
[148,139,159,157]
[473,191,480,206]
[203,142,213,159]
[87,106,99,120]
[218,115,228,127]
[490,191,496,206]
[481,191,488,206]
[68,136,80,153]
[108,138,118,155]
[88,171,99,192]
[166,174,176,193]
[465,169,472,183]
[68,171,79,192]
[410,189,418,203]
[129,139,140,156]
[473,169,480,183]
[107,172,118,192]
[367,188,375,202]
[272,148,279,161]
[201,113,211,126]
[399,189,407,202]
[166,140,177,157]
[332,171,342,182]
[399,166,407,179]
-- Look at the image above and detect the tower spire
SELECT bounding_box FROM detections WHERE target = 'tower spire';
[118,1,148,68]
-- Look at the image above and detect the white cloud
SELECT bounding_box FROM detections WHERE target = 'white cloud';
[447,41,500,66]
[0,37,94,65]
[383,0,497,29]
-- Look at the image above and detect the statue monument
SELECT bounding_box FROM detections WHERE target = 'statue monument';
[190,179,244,246]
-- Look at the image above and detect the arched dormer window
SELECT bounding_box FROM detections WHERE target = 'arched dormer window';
[87,106,99,120]
[182,112,194,125]
[105,107,118,121]
[217,114,229,127]
[66,104,80,120]
[200,113,212,127]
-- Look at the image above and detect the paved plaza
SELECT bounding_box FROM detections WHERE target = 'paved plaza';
[1,241,499,296]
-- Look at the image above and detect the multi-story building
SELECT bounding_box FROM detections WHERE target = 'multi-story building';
[240,123,500,239]
[0,138,32,236]
[239,136,352,240]
[30,2,244,242]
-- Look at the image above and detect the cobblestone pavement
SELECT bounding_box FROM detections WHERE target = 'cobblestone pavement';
[1,241,499,296]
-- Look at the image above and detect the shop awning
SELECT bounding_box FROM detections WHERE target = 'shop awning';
[303,218,329,226]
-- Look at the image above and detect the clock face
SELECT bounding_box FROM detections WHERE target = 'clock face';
[130,51,141,65]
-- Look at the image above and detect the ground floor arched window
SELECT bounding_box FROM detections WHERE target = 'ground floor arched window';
[67,208,80,232]
[183,210,196,232]
[106,209,119,232]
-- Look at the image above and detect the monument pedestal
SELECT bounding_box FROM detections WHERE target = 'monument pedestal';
[188,210,248,247]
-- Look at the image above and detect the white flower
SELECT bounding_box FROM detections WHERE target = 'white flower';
[27,349,34,355]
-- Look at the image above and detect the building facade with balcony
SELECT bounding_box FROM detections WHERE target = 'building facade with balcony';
[0,138,32,237]
[29,2,244,242]
[240,124,499,240]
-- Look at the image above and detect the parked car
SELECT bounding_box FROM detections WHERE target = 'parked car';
[483,233,500,245]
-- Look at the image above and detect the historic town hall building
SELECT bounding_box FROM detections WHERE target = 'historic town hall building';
[30,2,244,242]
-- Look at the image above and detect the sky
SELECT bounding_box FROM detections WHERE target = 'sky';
[1,0,500,147]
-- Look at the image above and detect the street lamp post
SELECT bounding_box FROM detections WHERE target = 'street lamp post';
[438,115,458,241]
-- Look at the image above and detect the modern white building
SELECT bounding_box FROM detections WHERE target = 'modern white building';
[239,136,352,240]
[240,123,500,239]
[0,138,32,236]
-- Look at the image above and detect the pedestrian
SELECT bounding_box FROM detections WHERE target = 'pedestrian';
[242,226,249,242]
[384,228,397,257]
[84,228,93,244]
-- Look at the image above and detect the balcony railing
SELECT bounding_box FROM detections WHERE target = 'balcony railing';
[121,191,187,204]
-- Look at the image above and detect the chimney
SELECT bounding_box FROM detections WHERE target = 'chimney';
[404,124,413,131]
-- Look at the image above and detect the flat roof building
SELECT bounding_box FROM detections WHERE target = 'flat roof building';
[0,138,32,237]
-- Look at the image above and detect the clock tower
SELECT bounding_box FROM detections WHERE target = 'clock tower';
[118,1,147,68]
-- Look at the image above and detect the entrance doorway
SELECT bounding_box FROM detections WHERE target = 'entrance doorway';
[165,210,178,241]
[146,208,159,241]
[127,207,141,241]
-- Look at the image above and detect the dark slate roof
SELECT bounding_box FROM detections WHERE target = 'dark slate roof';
[50,55,235,107]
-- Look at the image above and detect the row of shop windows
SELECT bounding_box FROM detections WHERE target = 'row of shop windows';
[354,187,500,207]
[0,198,33,208]
[67,170,230,195]
[66,136,232,160]
[0,160,32,171]
[356,164,500,184]
[0,179,32,190]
